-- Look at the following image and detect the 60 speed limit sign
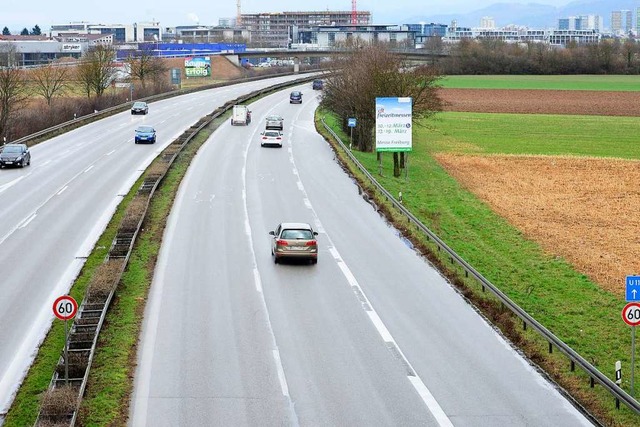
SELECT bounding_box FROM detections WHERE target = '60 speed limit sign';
[622,302,640,326]
[53,295,78,321]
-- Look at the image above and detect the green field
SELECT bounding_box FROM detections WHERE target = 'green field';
[429,112,640,159]
[440,74,640,91]
[319,109,640,425]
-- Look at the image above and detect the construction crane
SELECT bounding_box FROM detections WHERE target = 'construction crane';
[351,0,357,25]
[237,0,242,27]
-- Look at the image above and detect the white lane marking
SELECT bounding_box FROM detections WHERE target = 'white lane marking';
[84,165,94,173]
[40,160,52,167]
[57,186,68,196]
[0,175,25,194]
[243,115,299,424]
[106,149,116,156]
[17,214,36,229]
[286,102,453,426]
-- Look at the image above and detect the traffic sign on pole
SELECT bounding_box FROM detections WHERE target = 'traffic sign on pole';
[53,295,78,321]
[622,302,640,326]
[626,276,640,302]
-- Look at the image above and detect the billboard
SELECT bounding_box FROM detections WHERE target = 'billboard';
[184,56,211,77]
[375,97,413,152]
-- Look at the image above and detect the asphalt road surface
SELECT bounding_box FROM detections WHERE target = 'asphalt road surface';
[0,74,309,416]
[130,86,593,427]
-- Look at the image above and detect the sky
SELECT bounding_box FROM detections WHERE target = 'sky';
[3,0,577,32]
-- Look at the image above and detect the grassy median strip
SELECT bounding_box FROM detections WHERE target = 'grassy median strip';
[316,109,639,426]
[3,184,139,426]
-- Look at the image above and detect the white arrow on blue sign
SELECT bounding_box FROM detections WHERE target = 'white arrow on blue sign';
[626,276,640,302]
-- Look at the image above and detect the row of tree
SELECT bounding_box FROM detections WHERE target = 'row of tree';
[435,37,640,75]
[2,25,41,36]
[0,44,168,139]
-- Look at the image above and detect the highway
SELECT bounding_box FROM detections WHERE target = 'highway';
[129,85,593,426]
[0,74,309,416]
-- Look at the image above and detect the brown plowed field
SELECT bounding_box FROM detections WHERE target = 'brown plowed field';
[439,88,640,116]
[433,89,640,296]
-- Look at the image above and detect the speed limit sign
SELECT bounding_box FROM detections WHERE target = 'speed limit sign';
[622,302,640,326]
[53,295,78,321]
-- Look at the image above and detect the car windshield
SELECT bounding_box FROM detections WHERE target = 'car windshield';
[2,146,22,153]
[136,126,154,133]
[133,102,146,107]
[281,229,313,240]
[264,131,280,138]
[267,115,282,121]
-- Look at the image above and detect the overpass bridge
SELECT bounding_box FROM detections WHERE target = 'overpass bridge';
[222,48,447,71]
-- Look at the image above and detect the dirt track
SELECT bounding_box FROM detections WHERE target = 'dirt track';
[433,89,640,296]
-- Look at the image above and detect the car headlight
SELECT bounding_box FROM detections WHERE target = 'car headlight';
[15,156,22,161]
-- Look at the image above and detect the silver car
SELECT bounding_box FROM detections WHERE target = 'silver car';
[270,222,319,264]
[265,114,284,131]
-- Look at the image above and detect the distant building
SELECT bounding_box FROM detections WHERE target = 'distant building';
[295,24,413,48]
[240,10,372,47]
[579,15,603,32]
[480,17,496,29]
[174,25,250,43]
[611,10,632,35]
[50,21,161,43]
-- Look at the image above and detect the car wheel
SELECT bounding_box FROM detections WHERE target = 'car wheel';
[312,258,318,265]
[274,256,278,264]
[19,160,24,168]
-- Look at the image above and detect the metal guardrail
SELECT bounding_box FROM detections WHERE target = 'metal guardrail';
[320,117,640,416]
[32,75,318,427]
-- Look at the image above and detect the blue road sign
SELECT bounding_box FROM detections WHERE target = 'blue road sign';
[626,276,640,302]
[348,118,357,127]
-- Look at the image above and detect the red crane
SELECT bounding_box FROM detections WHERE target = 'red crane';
[351,0,357,25]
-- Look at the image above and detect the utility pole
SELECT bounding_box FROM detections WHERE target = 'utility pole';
[237,0,242,27]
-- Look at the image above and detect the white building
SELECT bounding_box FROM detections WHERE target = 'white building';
[480,17,496,29]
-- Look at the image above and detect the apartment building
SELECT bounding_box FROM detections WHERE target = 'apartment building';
[611,10,632,35]
[240,10,372,47]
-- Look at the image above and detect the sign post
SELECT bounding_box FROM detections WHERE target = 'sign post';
[622,302,640,396]
[53,295,78,385]
[347,118,357,150]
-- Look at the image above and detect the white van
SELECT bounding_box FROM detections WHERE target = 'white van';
[231,105,252,126]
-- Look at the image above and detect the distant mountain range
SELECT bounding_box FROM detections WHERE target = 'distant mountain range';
[404,0,639,30]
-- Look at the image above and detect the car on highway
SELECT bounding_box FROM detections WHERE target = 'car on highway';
[289,91,302,104]
[269,222,318,264]
[265,114,284,131]
[0,143,31,168]
[312,79,324,90]
[131,101,149,115]
[260,130,283,147]
[134,125,156,144]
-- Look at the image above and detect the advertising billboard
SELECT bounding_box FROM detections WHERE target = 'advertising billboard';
[184,56,211,77]
[375,97,413,152]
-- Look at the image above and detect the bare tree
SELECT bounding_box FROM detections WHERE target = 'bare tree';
[31,62,69,106]
[76,44,117,97]
[0,44,28,140]
[322,43,443,176]
[124,46,167,89]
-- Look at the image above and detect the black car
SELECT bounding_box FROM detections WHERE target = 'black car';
[289,91,302,104]
[135,125,156,144]
[312,79,324,90]
[131,101,149,115]
[0,143,31,168]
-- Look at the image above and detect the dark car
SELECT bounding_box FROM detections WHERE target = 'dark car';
[312,79,323,90]
[134,125,156,144]
[131,101,149,115]
[269,222,318,264]
[0,143,31,168]
[289,91,302,104]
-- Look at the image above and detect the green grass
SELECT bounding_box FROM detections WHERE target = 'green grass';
[440,75,640,91]
[428,112,640,159]
[319,109,640,425]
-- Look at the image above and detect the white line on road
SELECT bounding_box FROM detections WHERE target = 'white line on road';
[0,175,25,194]
[285,102,454,427]
[57,186,68,196]
[106,149,116,156]
[18,214,36,229]
[84,165,94,173]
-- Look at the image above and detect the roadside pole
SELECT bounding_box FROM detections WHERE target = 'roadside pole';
[53,296,78,385]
